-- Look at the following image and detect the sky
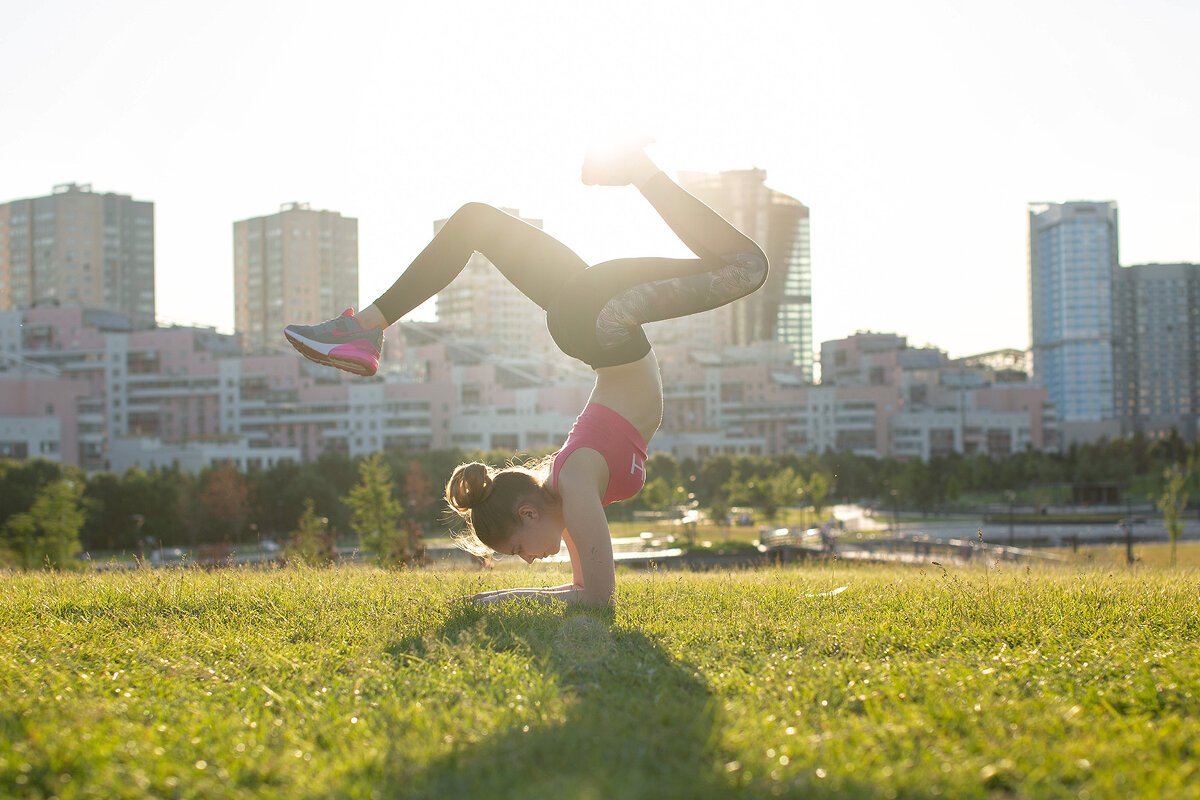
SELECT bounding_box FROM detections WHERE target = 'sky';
[2,0,1197,359]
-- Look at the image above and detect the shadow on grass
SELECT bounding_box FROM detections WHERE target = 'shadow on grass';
[383,602,729,799]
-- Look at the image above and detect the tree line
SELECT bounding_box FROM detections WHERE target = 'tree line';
[620,429,1198,517]
[2,430,1197,569]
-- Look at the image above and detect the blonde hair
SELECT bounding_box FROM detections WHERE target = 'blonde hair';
[446,457,554,557]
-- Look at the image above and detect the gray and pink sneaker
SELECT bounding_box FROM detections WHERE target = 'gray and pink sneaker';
[284,309,384,377]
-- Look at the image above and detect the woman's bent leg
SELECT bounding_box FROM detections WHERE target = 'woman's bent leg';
[637,171,762,263]
[547,251,767,368]
[548,170,768,369]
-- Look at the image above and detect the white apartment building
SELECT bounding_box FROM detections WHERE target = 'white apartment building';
[234,203,358,354]
[1,183,156,328]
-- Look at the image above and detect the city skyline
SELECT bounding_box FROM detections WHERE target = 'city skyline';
[2,0,1198,359]
[0,304,1053,471]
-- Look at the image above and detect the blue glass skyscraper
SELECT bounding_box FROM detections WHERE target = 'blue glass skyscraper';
[1028,201,1118,423]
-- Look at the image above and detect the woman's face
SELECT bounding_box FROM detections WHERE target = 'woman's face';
[503,510,563,564]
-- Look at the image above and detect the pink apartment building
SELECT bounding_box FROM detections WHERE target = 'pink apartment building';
[0,307,591,471]
[0,307,1056,472]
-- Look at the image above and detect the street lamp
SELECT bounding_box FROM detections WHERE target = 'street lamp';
[133,514,146,562]
[890,489,899,534]
[1005,490,1016,546]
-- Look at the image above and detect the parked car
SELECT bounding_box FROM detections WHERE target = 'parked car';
[149,547,187,565]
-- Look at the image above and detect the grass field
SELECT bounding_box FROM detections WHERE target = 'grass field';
[2,560,1198,799]
[1053,541,1200,569]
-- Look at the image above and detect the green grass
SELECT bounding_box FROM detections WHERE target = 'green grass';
[2,561,1198,799]
[1056,541,1200,569]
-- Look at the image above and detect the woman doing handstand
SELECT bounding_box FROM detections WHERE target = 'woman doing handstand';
[284,141,768,606]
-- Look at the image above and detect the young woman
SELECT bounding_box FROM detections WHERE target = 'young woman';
[284,141,767,606]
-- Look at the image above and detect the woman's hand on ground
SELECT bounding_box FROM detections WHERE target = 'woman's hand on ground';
[462,586,587,606]
[454,588,505,603]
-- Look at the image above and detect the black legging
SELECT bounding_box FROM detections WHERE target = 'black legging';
[372,172,768,368]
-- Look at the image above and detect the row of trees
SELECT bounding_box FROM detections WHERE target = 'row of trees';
[620,432,1200,518]
[0,450,448,568]
[2,431,1197,569]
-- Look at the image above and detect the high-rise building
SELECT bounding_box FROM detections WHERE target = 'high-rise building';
[233,202,358,353]
[656,169,812,380]
[1028,201,1118,426]
[433,209,562,362]
[1112,262,1200,439]
[0,183,155,328]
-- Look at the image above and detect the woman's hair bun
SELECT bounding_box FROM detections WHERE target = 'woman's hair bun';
[446,462,495,512]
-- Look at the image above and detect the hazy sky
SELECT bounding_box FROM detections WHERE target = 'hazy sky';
[2,0,1197,358]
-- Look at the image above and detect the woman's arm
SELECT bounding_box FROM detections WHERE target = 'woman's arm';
[550,456,616,606]
[465,531,581,602]
[468,539,608,604]
[556,494,619,606]
[470,452,615,607]
[465,581,577,601]
[562,528,585,587]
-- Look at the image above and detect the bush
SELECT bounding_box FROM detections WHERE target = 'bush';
[287,498,337,566]
[1,479,86,570]
[346,453,419,566]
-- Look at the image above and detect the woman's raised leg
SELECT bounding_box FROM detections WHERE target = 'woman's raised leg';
[285,203,588,375]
